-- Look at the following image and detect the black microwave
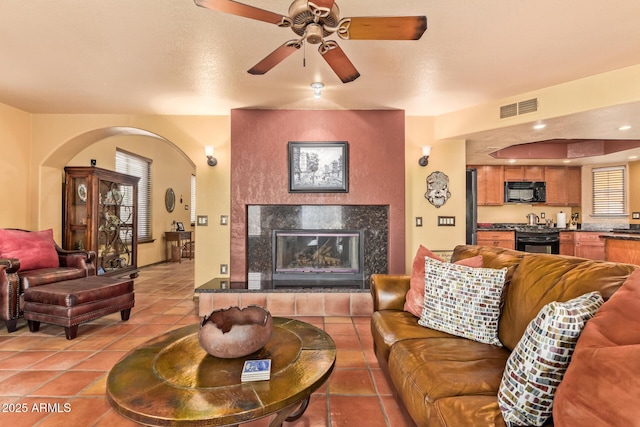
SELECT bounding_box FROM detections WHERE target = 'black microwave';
[504,181,546,203]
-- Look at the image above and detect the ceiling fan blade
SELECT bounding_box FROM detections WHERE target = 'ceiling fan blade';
[337,16,427,40]
[309,0,335,11]
[194,0,286,25]
[319,41,360,83]
[248,41,301,75]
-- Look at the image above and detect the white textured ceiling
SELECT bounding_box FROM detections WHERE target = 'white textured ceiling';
[1,1,640,163]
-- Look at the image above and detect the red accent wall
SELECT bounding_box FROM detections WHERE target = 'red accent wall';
[230,109,405,281]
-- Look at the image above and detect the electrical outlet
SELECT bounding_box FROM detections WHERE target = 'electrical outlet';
[220,264,228,275]
[540,212,545,219]
[220,215,228,225]
[415,217,423,227]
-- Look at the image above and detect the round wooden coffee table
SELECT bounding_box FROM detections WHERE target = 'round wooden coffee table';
[106,317,336,426]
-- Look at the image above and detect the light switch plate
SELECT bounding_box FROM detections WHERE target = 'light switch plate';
[633,212,640,219]
[220,215,228,225]
[220,264,228,275]
[415,217,423,227]
[437,216,456,226]
[197,215,208,226]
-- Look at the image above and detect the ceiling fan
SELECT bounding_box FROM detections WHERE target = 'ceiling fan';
[194,0,427,83]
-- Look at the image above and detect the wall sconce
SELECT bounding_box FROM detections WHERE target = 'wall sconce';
[311,82,324,99]
[419,145,431,167]
[205,145,217,167]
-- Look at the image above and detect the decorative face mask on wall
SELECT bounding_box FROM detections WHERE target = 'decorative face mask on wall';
[425,171,451,208]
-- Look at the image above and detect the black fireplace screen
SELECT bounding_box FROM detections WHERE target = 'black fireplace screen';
[273,230,363,279]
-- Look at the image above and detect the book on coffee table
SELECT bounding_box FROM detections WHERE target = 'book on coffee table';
[241,359,271,382]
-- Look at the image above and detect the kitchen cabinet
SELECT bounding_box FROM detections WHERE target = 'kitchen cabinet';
[565,167,582,206]
[477,230,515,249]
[470,165,504,206]
[605,237,640,264]
[544,166,582,206]
[574,232,607,260]
[63,166,139,277]
[504,166,545,182]
[559,231,575,256]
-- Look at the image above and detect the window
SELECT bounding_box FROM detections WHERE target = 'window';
[116,149,152,241]
[190,174,196,225]
[592,166,626,216]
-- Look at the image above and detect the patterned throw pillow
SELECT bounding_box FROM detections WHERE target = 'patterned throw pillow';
[418,256,507,346]
[498,291,604,426]
[404,245,484,317]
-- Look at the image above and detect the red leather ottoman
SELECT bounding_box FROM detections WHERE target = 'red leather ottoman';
[23,275,134,339]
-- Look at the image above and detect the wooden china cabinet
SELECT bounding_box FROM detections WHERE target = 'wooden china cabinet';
[63,166,139,278]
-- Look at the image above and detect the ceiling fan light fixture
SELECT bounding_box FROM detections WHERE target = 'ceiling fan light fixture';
[311,82,324,99]
[306,23,324,44]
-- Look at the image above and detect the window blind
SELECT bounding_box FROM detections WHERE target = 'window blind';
[592,166,626,216]
[190,174,196,225]
[116,149,152,241]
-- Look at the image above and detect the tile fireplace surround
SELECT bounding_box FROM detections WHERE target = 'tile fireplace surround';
[197,205,388,317]
[246,205,389,287]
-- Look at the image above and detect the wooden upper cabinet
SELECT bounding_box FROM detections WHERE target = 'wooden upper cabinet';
[544,166,581,206]
[565,167,582,206]
[471,165,504,206]
[504,166,545,182]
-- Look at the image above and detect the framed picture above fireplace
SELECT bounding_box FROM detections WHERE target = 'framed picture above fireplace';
[288,141,349,193]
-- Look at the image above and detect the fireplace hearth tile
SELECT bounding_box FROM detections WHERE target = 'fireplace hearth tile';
[268,293,296,316]
[295,293,325,316]
[324,293,352,316]
[240,293,268,308]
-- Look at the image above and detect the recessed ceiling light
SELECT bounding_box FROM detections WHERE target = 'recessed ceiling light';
[533,123,546,130]
[619,125,632,131]
[630,155,638,160]
[508,159,516,163]
[563,159,571,163]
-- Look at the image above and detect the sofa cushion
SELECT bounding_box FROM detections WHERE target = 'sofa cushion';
[498,291,603,427]
[498,254,636,350]
[371,310,454,363]
[553,269,640,427]
[389,337,510,424]
[0,229,59,272]
[419,257,507,346]
[405,245,483,317]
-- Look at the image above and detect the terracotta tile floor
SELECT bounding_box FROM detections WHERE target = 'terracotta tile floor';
[0,261,416,427]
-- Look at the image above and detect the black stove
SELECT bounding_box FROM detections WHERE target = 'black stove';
[515,227,560,254]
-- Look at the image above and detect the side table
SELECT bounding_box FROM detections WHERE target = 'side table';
[165,231,193,263]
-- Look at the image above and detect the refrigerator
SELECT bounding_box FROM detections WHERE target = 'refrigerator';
[466,169,478,245]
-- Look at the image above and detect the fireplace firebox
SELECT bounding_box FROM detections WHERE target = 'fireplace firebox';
[272,230,364,282]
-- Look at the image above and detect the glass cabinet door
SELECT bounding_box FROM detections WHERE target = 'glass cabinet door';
[68,176,88,250]
[97,179,135,274]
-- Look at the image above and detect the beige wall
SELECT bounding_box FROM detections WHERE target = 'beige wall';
[3,65,640,286]
[630,161,640,226]
[405,116,466,272]
[25,114,231,288]
[67,135,196,267]
[0,104,32,229]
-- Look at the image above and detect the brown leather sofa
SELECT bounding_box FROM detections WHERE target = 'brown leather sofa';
[370,244,638,426]
[0,229,96,332]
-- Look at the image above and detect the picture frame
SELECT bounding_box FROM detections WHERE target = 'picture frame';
[176,222,185,231]
[288,141,349,193]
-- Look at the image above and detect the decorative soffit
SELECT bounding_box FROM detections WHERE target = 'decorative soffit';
[489,139,640,160]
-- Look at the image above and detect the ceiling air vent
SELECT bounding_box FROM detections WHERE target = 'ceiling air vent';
[500,103,518,119]
[518,98,538,114]
[499,98,539,119]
